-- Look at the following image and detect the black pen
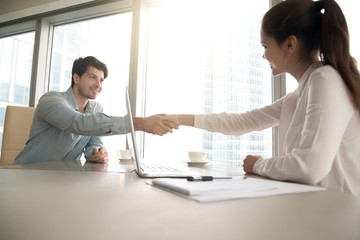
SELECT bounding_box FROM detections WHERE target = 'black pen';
[186,176,246,181]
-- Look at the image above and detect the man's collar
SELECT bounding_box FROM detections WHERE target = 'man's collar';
[66,87,93,113]
[66,88,79,111]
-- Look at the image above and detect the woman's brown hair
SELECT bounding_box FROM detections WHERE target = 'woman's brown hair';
[262,0,360,111]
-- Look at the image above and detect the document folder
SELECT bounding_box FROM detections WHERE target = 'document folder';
[149,177,325,203]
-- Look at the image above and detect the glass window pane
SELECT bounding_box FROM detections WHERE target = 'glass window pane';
[143,0,272,167]
[0,32,34,151]
[49,12,132,157]
[337,0,360,63]
[0,108,5,128]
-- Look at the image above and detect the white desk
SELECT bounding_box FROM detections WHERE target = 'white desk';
[0,161,359,240]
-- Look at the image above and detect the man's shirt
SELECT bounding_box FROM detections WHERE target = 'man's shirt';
[14,88,130,164]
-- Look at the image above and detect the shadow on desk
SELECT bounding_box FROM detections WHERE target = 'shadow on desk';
[0,160,135,173]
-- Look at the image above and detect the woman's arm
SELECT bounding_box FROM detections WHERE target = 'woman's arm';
[253,67,355,185]
[165,99,282,136]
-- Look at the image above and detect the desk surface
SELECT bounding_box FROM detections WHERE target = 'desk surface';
[0,161,359,240]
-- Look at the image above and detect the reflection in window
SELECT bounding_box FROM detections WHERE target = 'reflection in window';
[0,32,34,150]
[49,12,132,157]
[143,0,272,166]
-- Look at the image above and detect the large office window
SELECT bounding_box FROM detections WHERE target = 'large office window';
[0,32,35,150]
[4,0,358,162]
[49,12,132,157]
[141,0,272,166]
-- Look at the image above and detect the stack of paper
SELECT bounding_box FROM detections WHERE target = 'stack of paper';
[149,177,325,203]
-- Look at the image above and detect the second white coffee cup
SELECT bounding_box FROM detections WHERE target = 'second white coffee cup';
[117,149,132,159]
[188,151,208,162]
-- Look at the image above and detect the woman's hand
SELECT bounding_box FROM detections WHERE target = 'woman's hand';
[133,114,179,136]
[243,155,262,174]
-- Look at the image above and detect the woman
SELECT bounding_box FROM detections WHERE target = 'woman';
[166,0,360,195]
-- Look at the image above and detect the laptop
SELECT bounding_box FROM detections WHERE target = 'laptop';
[125,87,201,178]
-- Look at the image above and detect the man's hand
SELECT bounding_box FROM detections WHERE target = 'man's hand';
[243,155,262,174]
[89,147,109,163]
[162,114,194,127]
[133,114,179,136]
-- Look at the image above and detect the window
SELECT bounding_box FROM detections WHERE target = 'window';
[141,0,272,167]
[0,32,35,150]
[8,0,359,162]
[337,0,360,63]
[48,12,132,157]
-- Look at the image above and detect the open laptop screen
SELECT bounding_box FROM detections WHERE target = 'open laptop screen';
[124,87,141,173]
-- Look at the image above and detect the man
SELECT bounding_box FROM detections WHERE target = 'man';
[14,56,177,164]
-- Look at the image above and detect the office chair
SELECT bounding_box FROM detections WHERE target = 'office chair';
[0,105,35,165]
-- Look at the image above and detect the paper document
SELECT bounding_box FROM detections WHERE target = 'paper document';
[151,177,278,196]
[149,177,325,203]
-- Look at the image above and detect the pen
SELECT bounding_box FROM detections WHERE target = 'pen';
[186,175,246,181]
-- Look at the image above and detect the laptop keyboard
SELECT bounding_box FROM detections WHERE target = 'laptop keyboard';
[141,165,186,173]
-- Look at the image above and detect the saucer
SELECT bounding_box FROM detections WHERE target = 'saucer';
[118,158,132,163]
[183,161,209,167]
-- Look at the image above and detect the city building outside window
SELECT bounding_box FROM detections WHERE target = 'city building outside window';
[141,0,272,169]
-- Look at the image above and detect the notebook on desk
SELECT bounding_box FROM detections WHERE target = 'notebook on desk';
[125,87,201,178]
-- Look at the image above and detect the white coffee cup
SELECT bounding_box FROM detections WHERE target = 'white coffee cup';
[117,149,132,159]
[188,151,208,162]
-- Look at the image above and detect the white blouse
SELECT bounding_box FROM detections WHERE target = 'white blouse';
[195,62,360,195]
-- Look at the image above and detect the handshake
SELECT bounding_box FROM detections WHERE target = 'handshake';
[133,114,193,136]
